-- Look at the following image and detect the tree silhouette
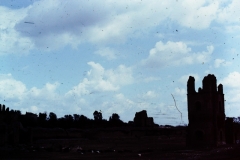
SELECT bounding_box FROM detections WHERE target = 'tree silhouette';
[47,112,57,127]
[16,110,21,116]
[64,114,73,122]
[38,112,47,127]
[109,113,124,127]
[39,112,47,121]
[109,113,120,121]
[93,110,102,121]
[79,115,89,121]
[48,112,57,121]
[73,114,80,121]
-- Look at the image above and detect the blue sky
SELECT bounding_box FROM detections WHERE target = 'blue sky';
[1,0,240,125]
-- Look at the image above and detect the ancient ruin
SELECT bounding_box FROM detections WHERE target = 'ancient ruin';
[133,110,154,127]
[186,74,226,147]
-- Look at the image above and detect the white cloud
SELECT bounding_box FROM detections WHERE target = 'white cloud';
[4,0,222,52]
[94,47,117,60]
[66,62,134,96]
[0,74,26,100]
[0,6,34,55]
[220,71,240,88]
[145,91,157,99]
[214,58,232,68]
[219,71,240,117]
[137,91,158,100]
[1,0,238,54]
[216,0,240,34]
[220,72,240,103]
[0,62,133,117]
[217,0,240,24]
[0,74,65,114]
[141,41,213,68]
[27,82,60,100]
[170,0,219,29]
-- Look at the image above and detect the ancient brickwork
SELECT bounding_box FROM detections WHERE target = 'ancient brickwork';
[187,74,226,147]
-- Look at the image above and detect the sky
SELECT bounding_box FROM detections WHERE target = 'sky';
[0,0,240,125]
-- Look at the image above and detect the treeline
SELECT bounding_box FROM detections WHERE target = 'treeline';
[28,111,126,129]
[0,108,126,129]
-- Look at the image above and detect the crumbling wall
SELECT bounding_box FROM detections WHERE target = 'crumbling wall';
[133,110,154,127]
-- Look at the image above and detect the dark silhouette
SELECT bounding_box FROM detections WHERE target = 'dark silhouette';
[133,110,155,127]
[186,74,239,147]
[38,112,47,121]
[109,113,124,127]
[109,113,120,121]
[73,114,80,121]
[93,110,102,121]
[48,112,57,121]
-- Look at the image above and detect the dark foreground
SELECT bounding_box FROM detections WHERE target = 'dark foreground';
[1,137,240,159]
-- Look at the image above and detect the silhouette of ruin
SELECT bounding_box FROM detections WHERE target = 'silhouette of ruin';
[133,110,155,127]
[186,74,240,147]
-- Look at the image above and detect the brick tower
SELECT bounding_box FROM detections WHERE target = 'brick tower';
[187,74,226,147]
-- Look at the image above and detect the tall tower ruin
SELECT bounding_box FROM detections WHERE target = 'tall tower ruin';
[187,74,225,147]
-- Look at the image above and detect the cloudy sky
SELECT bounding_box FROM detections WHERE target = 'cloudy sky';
[1,0,240,125]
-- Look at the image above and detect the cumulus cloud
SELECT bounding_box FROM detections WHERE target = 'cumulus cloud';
[1,0,239,55]
[15,0,147,49]
[214,59,232,68]
[217,0,240,24]
[0,74,27,100]
[4,0,223,52]
[219,72,240,117]
[0,62,133,117]
[27,82,60,100]
[0,6,34,55]
[170,0,219,29]
[66,61,134,97]
[221,72,240,103]
[141,41,213,68]
[220,71,240,88]
[0,74,64,114]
